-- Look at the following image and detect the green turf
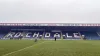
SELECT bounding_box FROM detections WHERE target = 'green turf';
[0,40,100,56]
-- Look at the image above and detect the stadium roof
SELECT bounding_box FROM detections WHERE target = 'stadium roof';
[0,23,100,26]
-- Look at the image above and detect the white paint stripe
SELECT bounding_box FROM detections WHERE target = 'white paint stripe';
[2,41,46,56]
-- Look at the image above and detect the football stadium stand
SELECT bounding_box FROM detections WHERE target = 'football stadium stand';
[0,23,100,40]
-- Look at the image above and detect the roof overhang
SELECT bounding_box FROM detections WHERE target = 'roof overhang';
[0,23,100,26]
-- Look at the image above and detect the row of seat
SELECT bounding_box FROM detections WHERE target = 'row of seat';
[0,31,100,40]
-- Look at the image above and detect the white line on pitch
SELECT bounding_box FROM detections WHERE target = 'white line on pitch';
[2,41,46,56]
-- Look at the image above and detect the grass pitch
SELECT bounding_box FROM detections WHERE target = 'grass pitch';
[0,40,100,56]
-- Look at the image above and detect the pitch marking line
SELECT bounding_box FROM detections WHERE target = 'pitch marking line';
[2,41,46,56]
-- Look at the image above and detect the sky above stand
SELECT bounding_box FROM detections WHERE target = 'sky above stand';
[0,0,100,23]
